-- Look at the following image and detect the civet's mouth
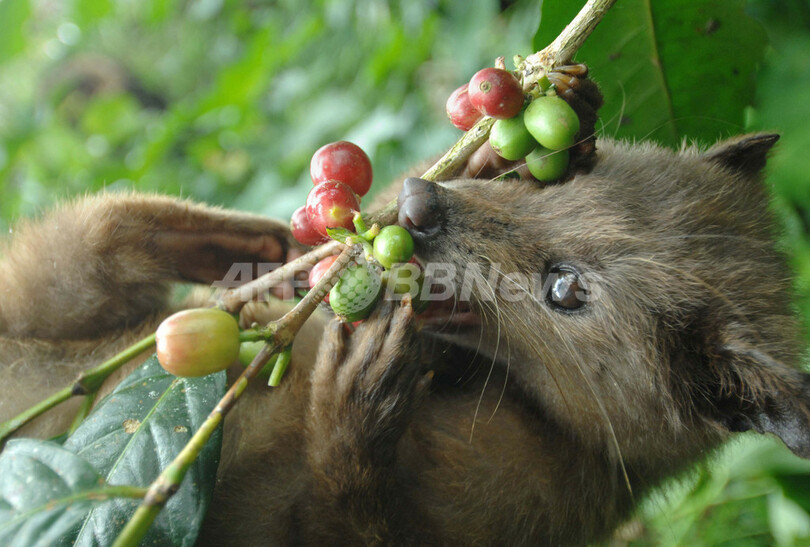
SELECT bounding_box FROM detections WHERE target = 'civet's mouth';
[419,295,479,329]
[412,264,480,331]
[397,177,481,330]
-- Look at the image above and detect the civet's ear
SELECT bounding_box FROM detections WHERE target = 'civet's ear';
[701,333,810,458]
[702,133,780,176]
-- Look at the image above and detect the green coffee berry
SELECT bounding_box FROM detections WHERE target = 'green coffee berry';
[373,225,415,269]
[524,96,580,151]
[526,147,569,181]
[490,113,536,161]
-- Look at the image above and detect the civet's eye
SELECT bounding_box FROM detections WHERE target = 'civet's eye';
[547,265,587,311]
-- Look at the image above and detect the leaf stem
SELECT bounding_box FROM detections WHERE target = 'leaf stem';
[67,392,99,436]
[0,333,156,445]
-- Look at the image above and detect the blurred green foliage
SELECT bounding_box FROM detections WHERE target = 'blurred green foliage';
[0,0,539,229]
[2,0,810,545]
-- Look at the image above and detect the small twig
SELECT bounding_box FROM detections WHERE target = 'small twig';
[0,333,156,445]
[519,0,616,91]
[421,117,496,182]
[218,240,342,314]
[216,117,492,316]
[113,245,360,546]
[72,334,157,395]
[217,3,615,316]
[67,392,99,437]
[239,329,273,343]
[0,386,74,448]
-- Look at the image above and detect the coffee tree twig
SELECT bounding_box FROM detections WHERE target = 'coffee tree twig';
[0,333,157,445]
[0,0,616,541]
[116,2,618,538]
[112,244,358,546]
[216,0,617,313]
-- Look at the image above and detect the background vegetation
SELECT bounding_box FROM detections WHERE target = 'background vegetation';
[1,0,809,544]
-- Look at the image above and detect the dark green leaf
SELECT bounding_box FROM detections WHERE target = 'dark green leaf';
[0,439,105,546]
[535,0,767,147]
[774,474,810,514]
[62,355,226,546]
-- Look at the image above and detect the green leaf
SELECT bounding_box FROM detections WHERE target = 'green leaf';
[80,94,143,146]
[534,0,767,147]
[0,0,30,65]
[61,355,226,546]
[0,439,113,546]
[75,0,112,26]
[325,226,356,244]
[774,474,810,515]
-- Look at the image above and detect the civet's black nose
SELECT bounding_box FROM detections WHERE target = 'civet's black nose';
[398,177,443,239]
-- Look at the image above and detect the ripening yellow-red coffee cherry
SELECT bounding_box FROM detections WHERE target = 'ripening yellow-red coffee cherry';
[156,308,240,377]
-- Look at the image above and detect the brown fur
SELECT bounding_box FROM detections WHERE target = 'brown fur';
[1,134,808,545]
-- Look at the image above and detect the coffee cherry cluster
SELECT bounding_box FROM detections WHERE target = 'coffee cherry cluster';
[308,224,421,322]
[446,66,582,182]
[291,141,420,322]
[155,142,419,380]
[290,141,372,246]
[447,68,525,131]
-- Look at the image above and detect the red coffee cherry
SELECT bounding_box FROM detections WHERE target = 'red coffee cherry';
[310,141,373,197]
[291,205,327,246]
[309,254,340,303]
[446,83,483,131]
[467,68,524,119]
[305,180,361,236]
[309,255,340,290]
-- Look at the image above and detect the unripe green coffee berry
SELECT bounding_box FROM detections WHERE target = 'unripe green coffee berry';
[156,308,240,377]
[489,113,536,161]
[373,225,415,269]
[238,341,277,378]
[384,264,429,313]
[526,147,569,181]
[524,95,580,151]
[330,262,383,322]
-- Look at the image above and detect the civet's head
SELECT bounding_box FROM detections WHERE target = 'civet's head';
[399,134,810,470]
